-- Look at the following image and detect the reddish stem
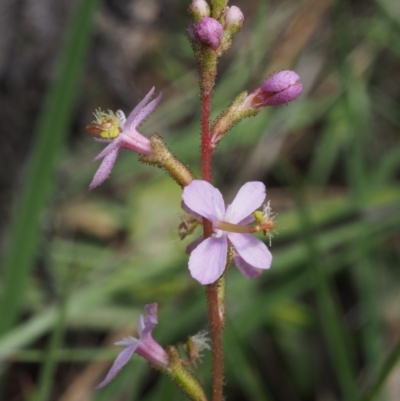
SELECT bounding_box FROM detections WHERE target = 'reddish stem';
[206,282,224,401]
[201,91,224,401]
[201,93,213,183]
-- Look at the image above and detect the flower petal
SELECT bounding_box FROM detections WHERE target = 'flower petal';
[224,182,266,224]
[96,344,138,389]
[120,132,152,155]
[189,236,228,284]
[234,255,263,279]
[140,303,158,338]
[125,89,162,131]
[124,87,155,129]
[93,136,122,161]
[227,233,272,269]
[89,148,119,190]
[182,180,225,222]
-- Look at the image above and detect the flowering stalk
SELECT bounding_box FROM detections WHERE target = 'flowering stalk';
[199,51,225,401]
[197,20,225,401]
[86,0,303,398]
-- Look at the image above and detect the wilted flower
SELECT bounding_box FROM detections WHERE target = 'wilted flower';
[87,87,162,190]
[96,303,168,389]
[182,180,272,284]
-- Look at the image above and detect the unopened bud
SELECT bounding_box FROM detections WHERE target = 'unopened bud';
[225,6,244,34]
[196,17,223,51]
[188,0,210,21]
[186,21,199,43]
[257,70,302,106]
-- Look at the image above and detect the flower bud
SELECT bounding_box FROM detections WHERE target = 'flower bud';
[225,6,244,34]
[188,0,210,21]
[196,17,223,51]
[257,70,302,106]
[186,21,199,43]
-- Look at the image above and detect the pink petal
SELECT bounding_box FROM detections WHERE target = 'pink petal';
[261,70,300,92]
[182,180,225,222]
[93,137,122,161]
[120,132,152,155]
[140,303,158,338]
[89,148,119,190]
[189,236,228,284]
[225,182,266,224]
[227,233,272,269]
[125,90,162,131]
[124,87,155,129]
[264,84,303,106]
[96,344,138,389]
[234,255,263,279]
[181,201,202,222]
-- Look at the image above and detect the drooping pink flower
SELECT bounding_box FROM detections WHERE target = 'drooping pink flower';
[96,303,168,389]
[182,180,272,285]
[87,87,162,190]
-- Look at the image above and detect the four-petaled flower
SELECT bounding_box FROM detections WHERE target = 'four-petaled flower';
[87,87,162,190]
[182,180,272,285]
[96,303,168,389]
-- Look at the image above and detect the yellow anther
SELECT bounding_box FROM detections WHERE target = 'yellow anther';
[86,109,121,139]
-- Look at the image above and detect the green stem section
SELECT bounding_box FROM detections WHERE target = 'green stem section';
[167,346,208,401]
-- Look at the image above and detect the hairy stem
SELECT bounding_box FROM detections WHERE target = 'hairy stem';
[200,82,224,401]
[206,281,224,401]
[201,93,212,183]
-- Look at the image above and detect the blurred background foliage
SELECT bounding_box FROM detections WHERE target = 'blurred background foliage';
[0,0,400,400]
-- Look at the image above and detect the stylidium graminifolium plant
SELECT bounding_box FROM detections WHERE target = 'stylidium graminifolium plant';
[86,1,302,399]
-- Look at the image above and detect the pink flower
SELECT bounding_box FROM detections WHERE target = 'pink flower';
[182,180,272,285]
[87,87,162,190]
[96,303,168,389]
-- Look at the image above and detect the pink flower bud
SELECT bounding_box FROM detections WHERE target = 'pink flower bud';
[196,17,223,51]
[186,21,199,43]
[188,0,210,21]
[257,70,302,106]
[225,6,244,32]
